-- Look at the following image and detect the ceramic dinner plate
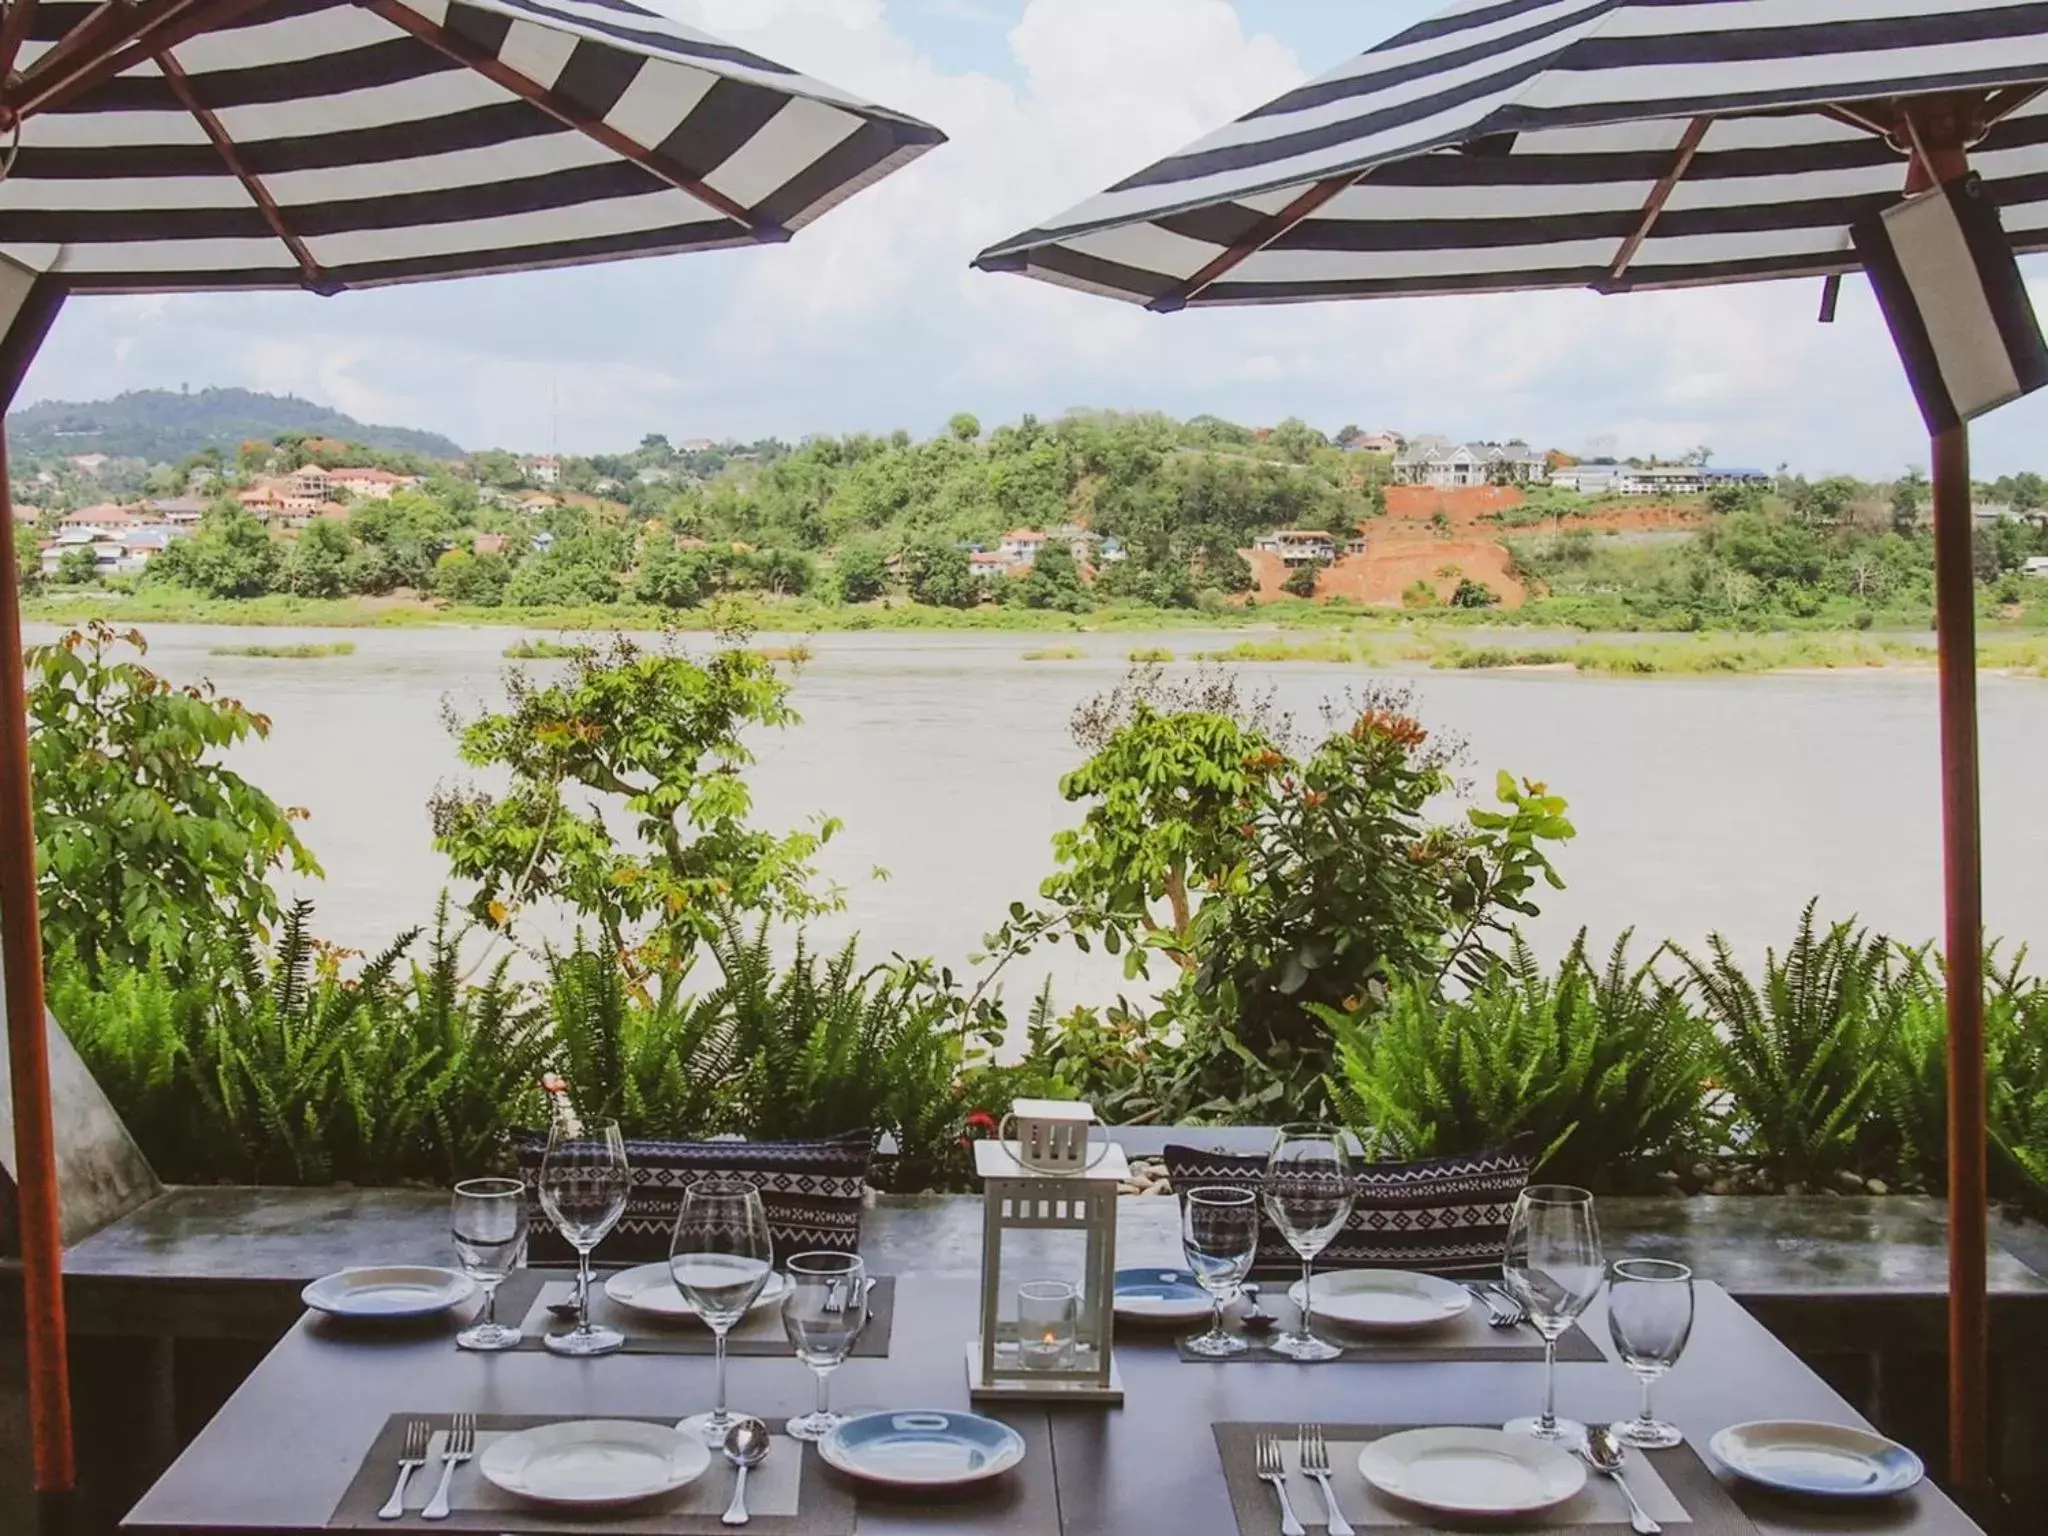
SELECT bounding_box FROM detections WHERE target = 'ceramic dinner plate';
[1358,1427,1586,1517]
[1286,1269,1471,1332]
[479,1420,711,1507]
[603,1262,791,1321]
[1112,1267,1214,1324]
[818,1411,1027,1489]
[1709,1420,1925,1499]
[300,1266,476,1321]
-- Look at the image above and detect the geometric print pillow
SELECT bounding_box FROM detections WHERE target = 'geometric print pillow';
[1161,1140,1532,1276]
[513,1130,872,1267]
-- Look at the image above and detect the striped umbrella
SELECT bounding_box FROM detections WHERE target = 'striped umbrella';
[977,0,2045,1498]
[0,2,940,1517]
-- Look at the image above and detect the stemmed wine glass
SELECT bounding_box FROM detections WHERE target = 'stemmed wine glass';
[670,1175,774,1447]
[538,1118,630,1357]
[1501,1185,1606,1442]
[1263,1125,1355,1362]
[781,1252,867,1442]
[1181,1186,1259,1357]
[452,1177,529,1352]
[1607,1258,1695,1449]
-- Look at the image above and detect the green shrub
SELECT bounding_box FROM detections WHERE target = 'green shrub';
[1327,931,1712,1187]
[1678,902,1897,1181]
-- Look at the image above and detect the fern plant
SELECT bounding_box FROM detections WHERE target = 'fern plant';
[1328,929,1712,1188]
[1677,901,1897,1182]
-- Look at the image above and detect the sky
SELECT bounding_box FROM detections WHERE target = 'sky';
[18,0,2048,477]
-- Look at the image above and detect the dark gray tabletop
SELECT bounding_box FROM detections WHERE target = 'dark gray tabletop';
[122,1273,1981,1536]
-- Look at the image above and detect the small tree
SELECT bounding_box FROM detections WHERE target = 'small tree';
[1281,561,1320,599]
[55,545,99,585]
[1022,542,1089,611]
[28,623,320,978]
[429,635,839,968]
[1451,577,1498,608]
[834,542,888,603]
[903,539,976,608]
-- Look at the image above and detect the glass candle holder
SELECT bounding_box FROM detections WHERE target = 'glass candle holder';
[1017,1279,1078,1371]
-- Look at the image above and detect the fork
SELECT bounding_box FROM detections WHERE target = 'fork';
[377,1420,432,1520]
[422,1414,477,1522]
[1467,1282,1513,1327]
[1297,1424,1353,1536]
[1486,1283,1529,1328]
[1254,1434,1306,1536]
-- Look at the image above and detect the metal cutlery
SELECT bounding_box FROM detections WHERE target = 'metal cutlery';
[377,1420,432,1520]
[422,1414,477,1522]
[1254,1434,1306,1536]
[1467,1282,1513,1327]
[1485,1282,1529,1328]
[545,1268,587,1320]
[721,1416,770,1526]
[1582,1424,1661,1534]
[1297,1424,1352,1536]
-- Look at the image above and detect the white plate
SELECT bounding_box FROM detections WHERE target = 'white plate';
[819,1411,1027,1489]
[1709,1420,1925,1500]
[1286,1270,1472,1332]
[300,1266,476,1320]
[479,1420,711,1507]
[603,1262,790,1320]
[1358,1427,1587,1517]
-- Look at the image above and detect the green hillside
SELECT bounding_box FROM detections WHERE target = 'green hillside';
[7,387,464,461]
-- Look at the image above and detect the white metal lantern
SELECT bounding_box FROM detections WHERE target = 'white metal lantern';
[968,1111,1126,1404]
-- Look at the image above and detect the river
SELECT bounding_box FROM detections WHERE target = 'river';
[28,622,2048,1005]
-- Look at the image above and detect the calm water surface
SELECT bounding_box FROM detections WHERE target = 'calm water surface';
[30,622,2048,1004]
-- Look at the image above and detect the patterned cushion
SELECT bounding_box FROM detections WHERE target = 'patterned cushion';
[1161,1141,1532,1276]
[514,1131,872,1265]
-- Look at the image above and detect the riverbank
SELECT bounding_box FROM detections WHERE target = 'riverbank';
[31,589,2048,678]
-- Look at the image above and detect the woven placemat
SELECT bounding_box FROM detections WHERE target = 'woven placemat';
[1175,1294,1604,1364]
[1214,1422,1758,1534]
[330,1414,851,1535]
[487,1270,896,1357]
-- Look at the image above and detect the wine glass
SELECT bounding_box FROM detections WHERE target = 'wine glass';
[1607,1258,1694,1449]
[781,1252,866,1442]
[452,1177,529,1351]
[1181,1186,1259,1357]
[670,1175,774,1446]
[1262,1124,1355,1362]
[537,1118,630,1357]
[1501,1185,1606,1442]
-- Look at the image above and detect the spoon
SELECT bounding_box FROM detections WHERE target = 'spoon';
[1581,1425,1660,1535]
[721,1417,770,1527]
[1239,1282,1276,1332]
[545,1269,587,1320]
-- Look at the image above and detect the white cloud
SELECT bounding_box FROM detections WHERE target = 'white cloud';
[16,0,2048,475]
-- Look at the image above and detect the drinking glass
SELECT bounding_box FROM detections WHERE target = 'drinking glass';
[1181,1186,1259,1357]
[538,1118,631,1357]
[1501,1185,1606,1442]
[670,1175,774,1446]
[452,1177,528,1352]
[781,1252,866,1442]
[1262,1124,1355,1362]
[1607,1258,1694,1449]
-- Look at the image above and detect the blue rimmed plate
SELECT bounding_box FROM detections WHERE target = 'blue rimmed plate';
[1708,1421,1924,1500]
[1113,1267,1213,1324]
[819,1411,1026,1489]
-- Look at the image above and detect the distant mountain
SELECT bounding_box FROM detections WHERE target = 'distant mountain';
[6,387,465,462]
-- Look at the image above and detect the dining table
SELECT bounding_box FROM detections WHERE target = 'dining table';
[120,1256,1986,1536]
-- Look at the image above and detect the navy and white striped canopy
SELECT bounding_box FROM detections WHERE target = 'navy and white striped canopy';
[0,0,944,293]
[973,0,2048,310]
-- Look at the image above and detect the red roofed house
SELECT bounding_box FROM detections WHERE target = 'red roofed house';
[239,483,287,518]
[998,528,1048,564]
[330,467,417,501]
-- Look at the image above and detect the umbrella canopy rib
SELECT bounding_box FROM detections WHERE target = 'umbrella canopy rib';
[364,0,768,240]
[153,44,331,290]
[1604,113,1711,285]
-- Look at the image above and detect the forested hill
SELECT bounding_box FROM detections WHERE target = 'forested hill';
[6,387,464,461]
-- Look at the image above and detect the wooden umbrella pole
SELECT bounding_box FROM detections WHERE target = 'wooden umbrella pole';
[1905,108,1989,1495]
[0,423,74,1504]
[1932,418,1989,1493]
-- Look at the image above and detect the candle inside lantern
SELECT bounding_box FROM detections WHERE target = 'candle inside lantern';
[1017,1279,1078,1371]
